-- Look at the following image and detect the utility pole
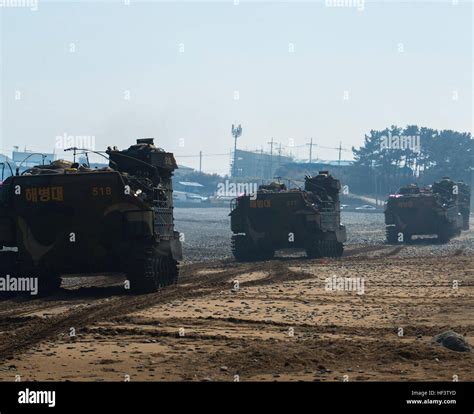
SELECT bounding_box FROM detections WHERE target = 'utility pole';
[267,138,277,179]
[278,142,282,166]
[372,160,378,207]
[338,141,342,167]
[306,138,316,163]
[199,151,202,173]
[231,124,242,177]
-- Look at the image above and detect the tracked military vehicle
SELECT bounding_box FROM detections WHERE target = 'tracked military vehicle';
[455,181,470,230]
[0,138,182,295]
[384,178,463,244]
[229,171,346,261]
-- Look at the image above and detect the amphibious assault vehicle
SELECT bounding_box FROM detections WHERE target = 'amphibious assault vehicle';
[384,177,464,244]
[0,138,182,294]
[455,181,471,230]
[229,171,346,261]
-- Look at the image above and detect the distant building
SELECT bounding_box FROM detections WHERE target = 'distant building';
[177,164,194,173]
[173,164,195,181]
[275,160,354,186]
[316,160,353,167]
[231,149,293,179]
[175,181,204,194]
[0,154,12,162]
[178,181,204,189]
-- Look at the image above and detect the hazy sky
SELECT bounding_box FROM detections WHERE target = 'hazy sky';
[1,0,472,174]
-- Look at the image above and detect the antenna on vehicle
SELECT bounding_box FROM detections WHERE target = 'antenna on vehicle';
[64,147,78,163]
[0,162,14,180]
[16,153,50,176]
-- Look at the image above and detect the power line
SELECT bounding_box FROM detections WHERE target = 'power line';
[288,143,352,152]
[174,153,229,158]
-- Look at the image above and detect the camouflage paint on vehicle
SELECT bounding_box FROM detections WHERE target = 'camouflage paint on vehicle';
[0,138,182,294]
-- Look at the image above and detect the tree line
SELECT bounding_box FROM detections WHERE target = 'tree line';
[350,125,473,195]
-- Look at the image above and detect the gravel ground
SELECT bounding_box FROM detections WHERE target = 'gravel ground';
[2,251,472,381]
[1,209,471,382]
[175,208,474,263]
[174,208,232,264]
